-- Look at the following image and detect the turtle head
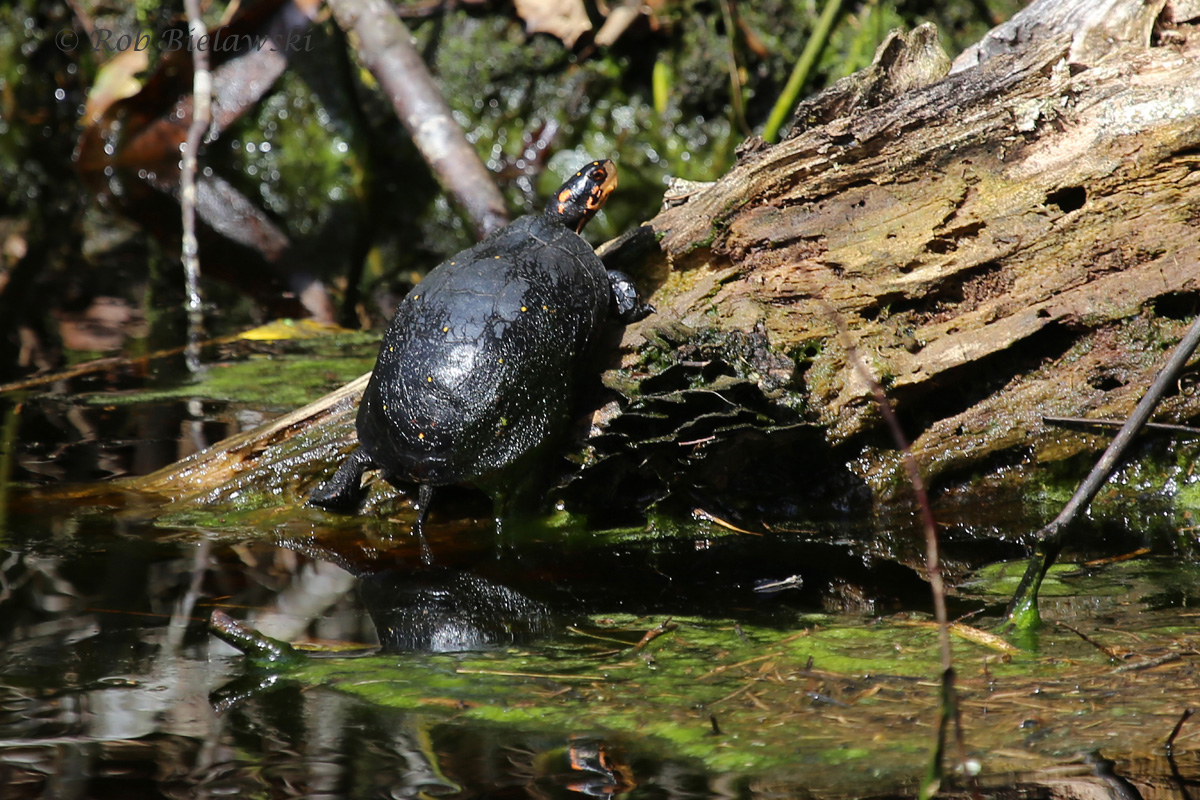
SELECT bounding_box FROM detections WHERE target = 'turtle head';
[546,159,617,233]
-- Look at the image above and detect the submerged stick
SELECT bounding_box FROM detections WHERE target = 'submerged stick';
[209,609,301,664]
[327,0,508,239]
[1165,708,1194,757]
[1006,308,1200,630]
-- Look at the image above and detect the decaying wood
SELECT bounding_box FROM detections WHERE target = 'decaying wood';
[639,0,1200,497]
[134,374,366,506]
[131,0,1200,511]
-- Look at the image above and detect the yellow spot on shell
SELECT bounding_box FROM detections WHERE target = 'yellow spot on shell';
[542,305,548,310]
[498,358,504,363]
[427,376,433,382]
[418,432,425,440]
[520,306,527,312]
[442,326,449,332]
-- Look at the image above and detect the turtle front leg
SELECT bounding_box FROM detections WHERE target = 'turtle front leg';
[309,447,376,512]
[606,270,654,322]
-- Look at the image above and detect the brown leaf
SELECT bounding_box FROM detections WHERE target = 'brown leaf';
[512,0,592,47]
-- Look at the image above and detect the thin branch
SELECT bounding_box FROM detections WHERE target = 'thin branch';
[832,319,950,670]
[181,0,212,373]
[1006,309,1200,627]
[327,0,508,239]
[632,618,677,652]
[1166,708,1194,757]
[1043,415,1200,437]
[827,309,964,798]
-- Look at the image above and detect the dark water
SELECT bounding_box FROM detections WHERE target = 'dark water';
[0,389,887,798]
[6,387,1200,799]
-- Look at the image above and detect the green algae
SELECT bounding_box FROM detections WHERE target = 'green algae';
[215,599,1200,786]
[78,332,377,409]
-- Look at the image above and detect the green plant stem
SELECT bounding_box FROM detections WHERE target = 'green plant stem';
[761,0,844,143]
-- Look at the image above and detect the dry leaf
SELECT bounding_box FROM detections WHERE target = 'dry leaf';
[513,0,592,47]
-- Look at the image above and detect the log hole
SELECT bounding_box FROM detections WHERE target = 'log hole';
[1046,185,1087,213]
[1153,292,1198,322]
[1087,372,1125,392]
[927,222,985,255]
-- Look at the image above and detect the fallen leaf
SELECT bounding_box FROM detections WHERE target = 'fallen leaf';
[513,0,592,47]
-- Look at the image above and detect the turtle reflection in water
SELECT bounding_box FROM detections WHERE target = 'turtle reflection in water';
[311,160,653,534]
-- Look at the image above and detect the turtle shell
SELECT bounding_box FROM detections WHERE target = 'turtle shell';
[357,213,611,490]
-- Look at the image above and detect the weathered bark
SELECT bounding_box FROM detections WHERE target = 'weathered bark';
[130,0,1200,513]
[637,0,1200,498]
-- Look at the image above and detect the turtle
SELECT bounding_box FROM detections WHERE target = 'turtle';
[310,159,652,530]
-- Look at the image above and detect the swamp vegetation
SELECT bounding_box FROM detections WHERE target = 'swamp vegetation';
[4,0,1200,797]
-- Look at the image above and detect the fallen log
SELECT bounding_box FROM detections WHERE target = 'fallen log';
[640,0,1200,501]
[129,0,1200,517]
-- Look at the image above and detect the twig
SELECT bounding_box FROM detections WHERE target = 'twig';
[1056,621,1122,660]
[455,668,609,681]
[565,626,641,647]
[827,310,961,798]
[897,620,1019,653]
[181,0,212,374]
[1111,652,1184,673]
[327,0,508,239]
[1006,309,1200,628]
[632,617,677,652]
[1043,415,1200,437]
[691,508,763,535]
[1166,708,1194,757]
[761,0,843,143]
[696,652,780,680]
[0,329,264,394]
[1081,547,1151,568]
[831,319,951,670]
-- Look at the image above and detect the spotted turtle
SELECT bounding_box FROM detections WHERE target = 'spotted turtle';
[311,159,652,524]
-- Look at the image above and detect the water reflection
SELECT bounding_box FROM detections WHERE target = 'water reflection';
[0,523,640,798]
[4,462,1200,796]
[359,566,554,653]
